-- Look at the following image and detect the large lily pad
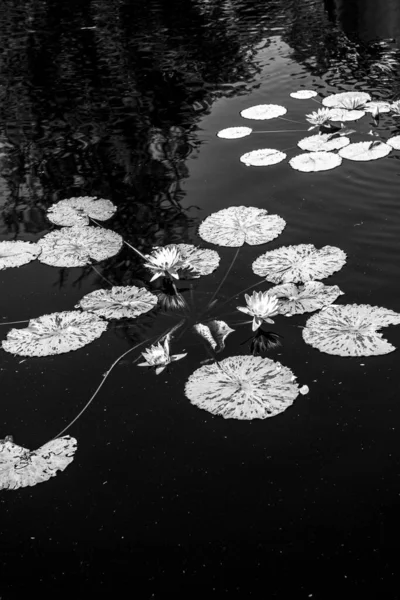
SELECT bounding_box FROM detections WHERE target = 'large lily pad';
[297,134,350,152]
[289,151,342,172]
[252,244,347,284]
[339,141,391,161]
[268,281,344,316]
[76,286,158,319]
[217,127,252,139]
[290,90,317,99]
[185,355,300,420]
[240,104,287,120]
[198,206,286,247]
[0,436,77,490]
[2,311,107,356]
[46,196,117,227]
[38,226,123,267]
[240,148,286,167]
[0,241,41,270]
[322,91,371,109]
[302,304,400,356]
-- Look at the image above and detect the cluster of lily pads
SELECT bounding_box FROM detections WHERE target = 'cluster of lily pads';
[217,90,400,171]
[2,93,400,489]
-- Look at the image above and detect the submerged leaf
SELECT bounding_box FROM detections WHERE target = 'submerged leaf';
[290,90,317,99]
[239,148,286,167]
[252,244,347,284]
[338,141,391,161]
[38,226,123,267]
[198,206,286,247]
[302,304,400,356]
[2,311,107,356]
[322,91,371,109]
[240,104,287,120]
[217,126,252,139]
[289,151,342,172]
[76,286,158,319]
[297,134,350,152]
[185,355,299,420]
[0,435,77,490]
[0,241,41,270]
[193,320,234,353]
[268,281,344,315]
[46,196,117,227]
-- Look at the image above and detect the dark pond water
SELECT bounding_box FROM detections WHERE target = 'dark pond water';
[2,0,400,596]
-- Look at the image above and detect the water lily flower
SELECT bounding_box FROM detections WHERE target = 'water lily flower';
[237,291,280,331]
[305,108,333,128]
[138,336,187,374]
[144,246,183,281]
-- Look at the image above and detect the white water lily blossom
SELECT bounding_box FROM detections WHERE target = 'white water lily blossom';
[138,336,186,374]
[144,246,183,281]
[237,291,280,331]
[305,108,333,127]
[391,100,400,115]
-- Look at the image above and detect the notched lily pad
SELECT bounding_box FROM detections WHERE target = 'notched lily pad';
[38,226,123,267]
[2,311,107,356]
[185,355,300,420]
[46,196,117,227]
[252,244,347,284]
[290,90,317,99]
[289,151,342,172]
[0,241,41,269]
[76,286,158,319]
[322,91,371,109]
[268,281,344,316]
[302,303,400,356]
[240,148,286,167]
[297,134,350,152]
[0,435,77,490]
[339,141,391,161]
[217,127,252,139]
[240,104,287,120]
[198,206,286,247]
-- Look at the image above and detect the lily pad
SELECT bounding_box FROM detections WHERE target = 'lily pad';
[387,135,400,150]
[252,244,347,284]
[302,304,400,356]
[2,311,107,356]
[0,241,41,270]
[198,206,286,247]
[289,151,342,172]
[240,148,286,167]
[0,435,77,490]
[76,286,158,319]
[364,101,391,114]
[38,226,123,267]
[297,134,350,152]
[338,141,391,161]
[268,281,344,316]
[185,355,300,420]
[217,127,252,139]
[327,108,365,121]
[290,90,317,99]
[46,196,117,227]
[322,91,371,109]
[150,243,220,278]
[240,104,287,120]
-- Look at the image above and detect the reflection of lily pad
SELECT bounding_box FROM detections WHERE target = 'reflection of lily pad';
[47,196,117,227]
[38,226,123,267]
[0,436,77,490]
[302,304,400,356]
[268,281,344,316]
[193,320,234,353]
[198,206,286,247]
[77,286,158,319]
[289,151,342,172]
[217,127,252,139]
[252,244,347,284]
[2,311,107,356]
[240,148,286,167]
[185,355,300,420]
[0,241,41,270]
[240,104,287,120]
[339,141,391,161]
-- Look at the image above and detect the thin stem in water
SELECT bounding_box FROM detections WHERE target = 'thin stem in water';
[253,129,307,133]
[90,217,148,261]
[204,247,241,313]
[91,265,113,287]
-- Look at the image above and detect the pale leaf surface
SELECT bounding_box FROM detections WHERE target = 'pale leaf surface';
[47,196,117,226]
[268,281,344,315]
[339,141,391,161]
[0,241,41,270]
[77,286,157,319]
[297,134,350,152]
[217,127,252,139]
[240,104,287,120]
[289,151,342,172]
[240,148,286,167]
